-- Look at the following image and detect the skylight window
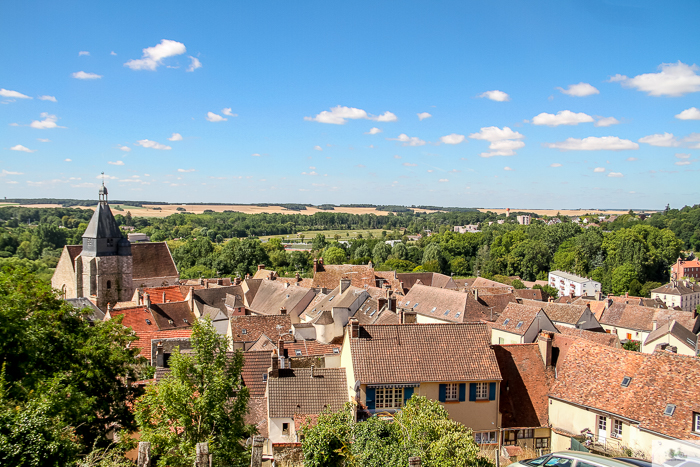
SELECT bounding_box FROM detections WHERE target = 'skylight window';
[413,303,419,308]
[405,301,410,306]
[370,310,376,317]
[242,329,247,335]
[515,321,523,329]
[295,349,302,356]
[146,319,152,325]
[333,348,339,354]
[431,307,437,313]
[328,296,334,302]
[455,312,461,318]
[263,374,268,382]
[664,404,676,416]
[621,376,631,387]
[183,318,189,324]
[444,309,450,316]
[503,318,510,325]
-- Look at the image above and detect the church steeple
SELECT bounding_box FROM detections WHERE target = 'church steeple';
[81,183,128,257]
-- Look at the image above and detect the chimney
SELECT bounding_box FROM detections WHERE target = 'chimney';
[652,319,657,331]
[280,306,287,315]
[349,318,359,339]
[137,290,143,306]
[200,278,205,286]
[144,293,151,310]
[403,311,417,324]
[340,278,351,294]
[258,264,265,271]
[234,276,241,285]
[278,338,286,359]
[474,288,479,302]
[310,364,315,378]
[162,292,166,303]
[107,302,113,313]
[538,331,553,367]
[595,291,602,301]
[625,292,629,298]
[400,281,405,293]
[270,349,279,377]
[206,281,210,289]
[378,297,388,311]
[245,273,251,280]
[388,295,397,312]
[284,282,290,289]
[548,296,554,303]
[217,278,223,286]
[399,309,404,324]
[313,259,318,273]
[156,341,164,368]
[295,272,301,282]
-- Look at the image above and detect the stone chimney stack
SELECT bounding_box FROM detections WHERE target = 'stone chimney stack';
[144,293,151,310]
[652,320,657,331]
[538,331,553,367]
[280,306,287,315]
[349,318,359,339]
[162,292,166,303]
[258,264,265,271]
[156,341,164,368]
[278,338,286,360]
[270,349,279,377]
[340,278,351,294]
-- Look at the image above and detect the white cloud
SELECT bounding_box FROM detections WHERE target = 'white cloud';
[469,126,525,157]
[393,155,401,159]
[187,56,202,72]
[305,106,397,124]
[545,136,639,151]
[10,145,35,153]
[417,112,432,121]
[118,145,131,152]
[178,168,195,173]
[478,90,510,102]
[684,133,700,149]
[608,172,624,177]
[65,158,72,162]
[503,167,514,171]
[439,178,449,182]
[556,82,599,97]
[314,145,322,151]
[366,127,382,135]
[221,108,237,117]
[30,113,62,129]
[36,138,50,142]
[439,133,465,145]
[550,163,562,167]
[676,153,691,159]
[469,126,524,142]
[388,134,426,146]
[72,71,102,79]
[627,157,638,161]
[38,95,57,102]
[638,133,680,147]
[124,39,187,71]
[403,162,417,167]
[108,160,124,165]
[0,88,31,99]
[79,51,90,56]
[532,110,594,126]
[610,61,700,97]
[111,51,117,56]
[675,107,700,120]
[206,111,227,122]
[96,174,118,180]
[594,167,606,173]
[595,116,620,127]
[168,133,183,141]
[251,153,262,157]
[1,169,23,176]
[135,139,171,150]
[676,161,691,166]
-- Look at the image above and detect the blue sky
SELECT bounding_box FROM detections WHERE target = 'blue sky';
[2,1,699,209]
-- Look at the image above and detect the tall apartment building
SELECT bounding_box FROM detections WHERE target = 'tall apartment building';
[548,270,601,297]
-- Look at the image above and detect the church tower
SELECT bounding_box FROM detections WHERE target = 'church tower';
[75,183,134,310]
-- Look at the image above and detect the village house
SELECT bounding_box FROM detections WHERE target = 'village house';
[341,320,502,443]
[599,303,699,344]
[641,320,698,356]
[671,257,700,280]
[491,303,559,345]
[247,279,316,323]
[396,272,458,292]
[520,300,604,331]
[651,279,700,312]
[400,283,490,323]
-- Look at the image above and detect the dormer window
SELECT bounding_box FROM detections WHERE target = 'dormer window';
[664,404,676,416]
[145,319,152,325]
[241,329,247,335]
[694,413,700,433]
[621,376,631,387]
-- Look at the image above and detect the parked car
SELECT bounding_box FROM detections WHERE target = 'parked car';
[512,451,640,467]
[615,458,661,467]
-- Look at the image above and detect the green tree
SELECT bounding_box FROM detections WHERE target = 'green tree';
[511,279,526,289]
[533,284,559,300]
[391,242,408,260]
[354,244,371,260]
[134,319,251,467]
[372,242,391,264]
[322,246,346,265]
[312,233,328,251]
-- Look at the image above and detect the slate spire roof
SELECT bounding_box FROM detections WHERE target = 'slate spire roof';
[82,202,123,240]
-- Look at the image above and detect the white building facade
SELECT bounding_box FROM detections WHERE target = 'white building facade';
[548,270,601,297]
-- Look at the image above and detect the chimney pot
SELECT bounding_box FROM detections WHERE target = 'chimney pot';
[156,341,164,368]
[258,264,265,271]
[162,292,166,303]
[144,293,151,310]
[538,331,553,367]
[349,318,359,339]
[280,306,287,315]
[310,364,315,378]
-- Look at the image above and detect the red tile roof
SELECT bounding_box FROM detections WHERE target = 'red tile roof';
[312,264,376,289]
[268,368,348,418]
[494,344,553,429]
[491,303,547,336]
[550,340,700,440]
[229,315,294,344]
[401,284,489,323]
[242,351,273,398]
[349,323,501,384]
[143,285,186,304]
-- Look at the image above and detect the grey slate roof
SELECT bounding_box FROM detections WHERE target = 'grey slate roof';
[268,368,348,418]
[82,203,123,239]
[65,297,105,322]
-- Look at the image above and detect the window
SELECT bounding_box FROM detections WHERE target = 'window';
[612,419,622,438]
[516,321,524,329]
[431,307,436,313]
[474,431,497,444]
[262,374,268,382]
[498,337,505,344]
[332,348,339,354]
[241,329,247,335]
[455,312,461,318]
[106,280,111,289]
[694,413,700,433]
[598,415,607,431]
[475,382,488,400]
[445,383,459,401]
[282,422,289,435]
[295,349,302,356]
[503,318,510,325]
[621,376,631,387]
[328,296,334,302]
[664,404,676,416]
[375,387,404,409]
[145,319,152,325]
[517,429,534,439]
[405,301,410,306]
[529,454,550,465]
[535,438,549,449]
[444,309,450,316]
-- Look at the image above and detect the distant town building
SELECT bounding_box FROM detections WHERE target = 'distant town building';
[516,215,530,225]
[128,232,150,242]
[671,257,700,280]
[651,280,700,312]
[454,224,481,234]
[548,270,601,297]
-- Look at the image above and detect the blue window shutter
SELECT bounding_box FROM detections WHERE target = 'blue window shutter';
[459,383,466,402]
[404,387,414,404]
[366,387,375,410]
[469,383,477,401]
[438,384,446,402]
[489,382,496,401]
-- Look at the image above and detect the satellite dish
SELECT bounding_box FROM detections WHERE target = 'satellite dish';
[354,380,361,392]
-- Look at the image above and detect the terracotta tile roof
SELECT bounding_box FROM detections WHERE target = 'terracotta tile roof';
[396,272,457,291]
[66,245,83,269]
[471,277,513,290]
[294,413,319,432]
[644,320,697,350]
[520,299,590,326]
[248,280,315,317]
[352,297,384,325]
[143,285,186,304]
[298,292,327,321]
[268,368,348,418]
[477,292,518,318]
[243,279,263,305]
[242,351,273,398]
[131,242,178,279]
[494,344,552,428]
[472,286,515,295]
[491,303,546,336]
[550,340,700,440]
[453,278,478,289]
[193,285,245,314]
[600,303,698,332]
[556,327,621,348]
[246,397,269,438]
[304,284,368,322]
[572,299,608,321]
[149,301,197,329]
[374,271,404,293]
[312,264,377,289]
[373,309,400,325]
[250,337,341,357]
[513,289,544,301]
[610,295,644,305]
[651,280,700,296]
[253,268,278,280]
[229,315,294,343]
[401,284,489,323]
[350,323,501,384]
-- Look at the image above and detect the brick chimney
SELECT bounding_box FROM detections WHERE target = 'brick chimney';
[313,259,318,272]
[278,338,287,359]
[270,349,279,377]
[280,306,287,315]
[217,278,223,286]
[234,276,241,286]
[538,331,553,367]
[295,272,301,282]
[340,278,351,294]
[349,318,359,339]
[162,292,166,303]
[258,264,265,271]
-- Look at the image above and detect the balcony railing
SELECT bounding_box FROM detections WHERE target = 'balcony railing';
[575,431,624,456]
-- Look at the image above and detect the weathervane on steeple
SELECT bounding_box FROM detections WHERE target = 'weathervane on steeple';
[99,172,108,205]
